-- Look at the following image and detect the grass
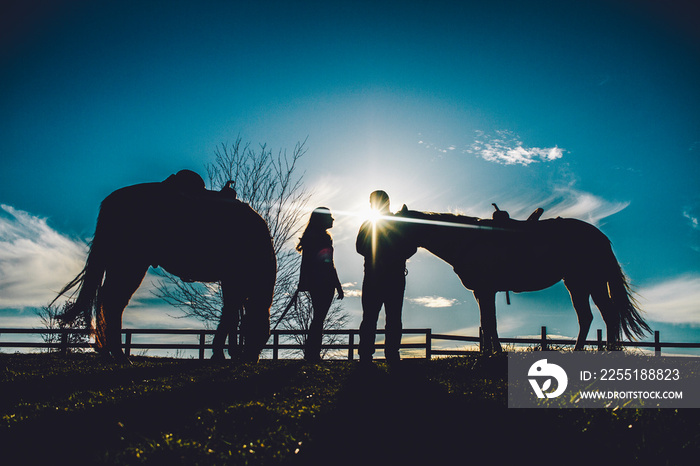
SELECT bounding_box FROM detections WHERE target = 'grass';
[1,352,697,465]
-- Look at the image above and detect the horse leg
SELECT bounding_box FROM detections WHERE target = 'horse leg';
[590,282,621,350]
[98,263,148,362]
[212,282,245,361]
[240,293,271,363]
[229,305,243,359]
[212,311,235,361]
[565,281,593,351]
[474,290,502,353]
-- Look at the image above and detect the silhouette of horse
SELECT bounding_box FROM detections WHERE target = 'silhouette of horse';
[53,170,276,362]
[393,206,650,351]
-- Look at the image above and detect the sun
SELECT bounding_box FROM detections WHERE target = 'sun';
[363,207,382,225]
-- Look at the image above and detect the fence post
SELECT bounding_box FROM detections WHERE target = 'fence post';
[540,326,547,351]
[426,329,432,360]
[60,329,68,355]
[348,331,354,361]
[272,331,279,360]
[199,331,206,360]
[655,330,661,356]
[478,327,483,352]
[124,330,132,357]
[597,329,603,351]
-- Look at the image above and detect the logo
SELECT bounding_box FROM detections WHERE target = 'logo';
[528,359,568,398]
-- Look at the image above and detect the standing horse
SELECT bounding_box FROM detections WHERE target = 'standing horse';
[53,171,276,362]
[393,206,650,351]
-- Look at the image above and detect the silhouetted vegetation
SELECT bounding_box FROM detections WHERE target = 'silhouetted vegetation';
[1,353,696,465]
[154,139,309,327]
[36,301,90,353]
[153,139,348,354]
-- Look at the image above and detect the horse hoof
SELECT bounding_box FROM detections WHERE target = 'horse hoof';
[241,353,260,363]
[227,349,243,360]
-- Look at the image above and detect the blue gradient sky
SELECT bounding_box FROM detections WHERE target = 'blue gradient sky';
[1,0,698,354]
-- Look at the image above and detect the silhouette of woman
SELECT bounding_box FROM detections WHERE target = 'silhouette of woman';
[296,207,344,361]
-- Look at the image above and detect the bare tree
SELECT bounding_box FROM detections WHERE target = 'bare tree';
[36,301,89,353]
[153,137,347,354]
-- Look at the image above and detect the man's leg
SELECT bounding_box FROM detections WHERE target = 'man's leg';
[383,273,406,363]
[359,276,383,363]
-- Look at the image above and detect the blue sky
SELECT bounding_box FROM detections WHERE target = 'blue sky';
[1,0,698,355]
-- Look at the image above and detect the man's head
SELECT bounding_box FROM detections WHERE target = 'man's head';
[370,190,390,213]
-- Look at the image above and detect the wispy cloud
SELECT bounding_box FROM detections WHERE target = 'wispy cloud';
[683,207,699,230]
[451,185,629,226]
[682,203,700,252]
[542,187,629,225]
[409,296,458,308]
[468,130,564,166]
[0,205,87,309]
[121,300,203,329]
[337,285,460,308]
[639,275,700,327]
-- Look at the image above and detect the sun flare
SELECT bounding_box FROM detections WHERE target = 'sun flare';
[364,207,382,225]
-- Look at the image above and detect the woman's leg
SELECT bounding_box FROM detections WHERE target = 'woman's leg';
[305,286,335,361]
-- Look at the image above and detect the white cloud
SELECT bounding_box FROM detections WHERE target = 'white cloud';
[0,205,87,309]
[409,296,458,308]
[683,208,699,230]
[468,129,564,165]
[542,187,629,225]
[638,275,700,326]
[340,282,362,298]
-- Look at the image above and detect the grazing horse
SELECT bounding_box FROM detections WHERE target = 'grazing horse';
[53,170,276,362]
[393,206,650,351]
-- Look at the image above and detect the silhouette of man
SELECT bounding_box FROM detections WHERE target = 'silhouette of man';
[356,190,416,365]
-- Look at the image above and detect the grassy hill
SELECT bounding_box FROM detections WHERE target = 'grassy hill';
[1,353,696,465]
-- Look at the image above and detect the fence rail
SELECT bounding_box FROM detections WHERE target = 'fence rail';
[1,327,698,359]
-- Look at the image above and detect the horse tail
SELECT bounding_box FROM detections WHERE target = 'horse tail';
[52,207,109,332]
[604,243,651,341]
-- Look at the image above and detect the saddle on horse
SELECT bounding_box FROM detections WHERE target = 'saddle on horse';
[491,203,544,224]
[163,169,240,203]
[490,203,544,305]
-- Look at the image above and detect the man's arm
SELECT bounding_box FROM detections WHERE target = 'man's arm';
[356,221,372,257]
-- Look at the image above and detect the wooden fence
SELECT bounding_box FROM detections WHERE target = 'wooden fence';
[2,327,699,359]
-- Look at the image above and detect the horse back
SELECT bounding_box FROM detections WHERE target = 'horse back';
[449,216,610,292]
[97,181,274,281]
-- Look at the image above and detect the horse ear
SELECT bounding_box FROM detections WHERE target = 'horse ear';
[400,204,408,214]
